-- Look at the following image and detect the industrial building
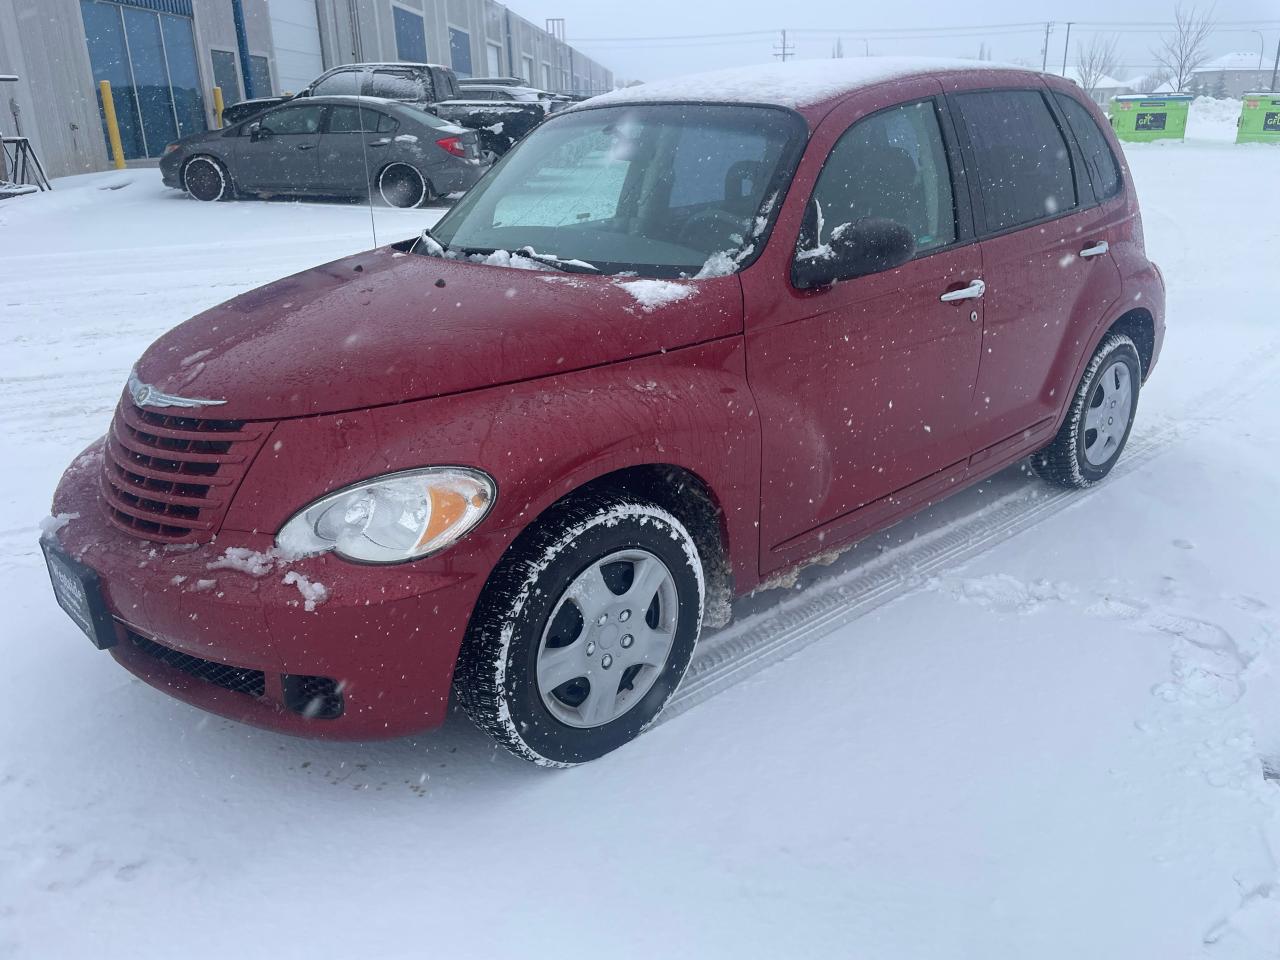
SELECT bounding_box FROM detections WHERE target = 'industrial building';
[0,0,614,179]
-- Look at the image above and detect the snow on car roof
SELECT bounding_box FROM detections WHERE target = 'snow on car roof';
[580,57,1029,111]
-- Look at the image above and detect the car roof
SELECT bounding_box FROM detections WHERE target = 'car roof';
[580,57,1033,112]
[323,62,450,72]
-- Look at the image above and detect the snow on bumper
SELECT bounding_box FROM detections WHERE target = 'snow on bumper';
[49,439,487,739]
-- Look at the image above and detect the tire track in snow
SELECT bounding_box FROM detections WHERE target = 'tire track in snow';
[663,338,1280,722]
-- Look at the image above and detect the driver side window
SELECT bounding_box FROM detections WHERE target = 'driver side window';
[802,99,957,257]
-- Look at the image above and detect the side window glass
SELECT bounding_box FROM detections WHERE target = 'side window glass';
[1053,92,1122,201]
[954,89,1077,231]
[368,70,428,101]
[802,99,957,257]
[326,105,363,133]
[376,112,399,134]
[312,70,361,97]
[259,105,324,135]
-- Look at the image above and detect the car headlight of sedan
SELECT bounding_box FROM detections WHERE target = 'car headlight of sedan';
[276,467,495,563]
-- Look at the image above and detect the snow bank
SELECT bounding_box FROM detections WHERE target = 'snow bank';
[582,57,1022,110]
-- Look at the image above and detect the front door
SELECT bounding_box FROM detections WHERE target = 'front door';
[745,86,984,572]
[944,82,1123,456]
[235,103,324,192]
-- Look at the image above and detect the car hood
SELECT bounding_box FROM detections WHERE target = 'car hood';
[133,247,743,420]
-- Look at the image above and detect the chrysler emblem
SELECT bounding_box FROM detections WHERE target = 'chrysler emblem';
[127,371,227,409]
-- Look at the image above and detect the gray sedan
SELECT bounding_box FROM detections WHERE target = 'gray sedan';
[159,96,489,207]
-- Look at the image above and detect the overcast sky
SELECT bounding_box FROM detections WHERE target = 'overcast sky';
[513,0,1279,85]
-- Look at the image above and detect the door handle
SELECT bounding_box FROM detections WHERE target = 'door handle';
[369,138,391,147]
[296,143,316,151]
[1080,240,1109,258]
[940,278,986,302]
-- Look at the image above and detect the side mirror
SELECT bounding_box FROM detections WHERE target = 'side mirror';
[793,217,916,290]
[249,124,269,142]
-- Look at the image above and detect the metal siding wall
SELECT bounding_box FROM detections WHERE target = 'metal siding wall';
[1,0,107,178]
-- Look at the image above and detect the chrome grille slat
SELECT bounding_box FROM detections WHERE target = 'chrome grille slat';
[100,395,273,543]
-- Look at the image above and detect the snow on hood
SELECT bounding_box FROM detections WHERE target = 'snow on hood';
[580,57,1029,111]
[131,247,743,420]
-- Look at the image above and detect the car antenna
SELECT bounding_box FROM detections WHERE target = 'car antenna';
[357,78,378,249]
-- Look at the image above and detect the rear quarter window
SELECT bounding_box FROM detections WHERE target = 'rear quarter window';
[1053,92,1122,202]
[954,89,1077,233]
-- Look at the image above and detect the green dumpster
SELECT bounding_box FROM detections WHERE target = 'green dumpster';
[1237,93,1280,144]
[1109,94,1193,142]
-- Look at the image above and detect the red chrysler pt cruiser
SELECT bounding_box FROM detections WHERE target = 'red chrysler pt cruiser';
[43,59,1164,765]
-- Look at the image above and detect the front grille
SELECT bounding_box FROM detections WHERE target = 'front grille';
[100,396,272,543]
[129,631,266,697]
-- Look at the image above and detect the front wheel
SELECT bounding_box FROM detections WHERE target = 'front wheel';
[1032,332,1141,487]
[455,496,705,766]
[182,155,232,201]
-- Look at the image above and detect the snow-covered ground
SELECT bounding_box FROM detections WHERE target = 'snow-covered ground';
[3,105,1280,958]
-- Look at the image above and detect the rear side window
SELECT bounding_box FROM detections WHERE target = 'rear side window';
[803,99,957,254]
[368,70,429,101]
[1053,92,1122,201]
[954,90,1077,232]
[327,106,398,134]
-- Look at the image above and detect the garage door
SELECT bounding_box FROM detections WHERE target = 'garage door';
[267,0,323,95]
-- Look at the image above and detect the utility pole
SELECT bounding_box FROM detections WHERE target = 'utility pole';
[774,29,794,62]
[1041,21,1053,72]
[1272,37,1280,92]
[1060,22,1072,76]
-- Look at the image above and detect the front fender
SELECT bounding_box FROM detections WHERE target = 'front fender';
[225,336,762,592]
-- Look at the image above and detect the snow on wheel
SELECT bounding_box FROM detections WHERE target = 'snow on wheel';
[1032,332,1141,487]
[377,163,429,208]
[455,495,704,766]
[182,156,230,202]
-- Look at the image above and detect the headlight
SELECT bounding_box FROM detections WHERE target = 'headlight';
[276,467,495,564]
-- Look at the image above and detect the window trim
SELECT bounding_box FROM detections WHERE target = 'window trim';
[942,85,1085,241]
[1048,88,1125,208]
[790,95,972,287]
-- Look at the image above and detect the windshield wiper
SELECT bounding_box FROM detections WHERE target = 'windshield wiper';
[412,227,448,257]
[457,246,600,274]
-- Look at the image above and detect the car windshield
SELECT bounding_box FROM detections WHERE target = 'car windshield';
[427,103,807,277]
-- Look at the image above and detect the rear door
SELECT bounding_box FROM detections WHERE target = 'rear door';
[235,102,325,191]
[316,104,396,195]
[944,81,1122,460]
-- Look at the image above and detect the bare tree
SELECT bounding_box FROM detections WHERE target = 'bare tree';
[1151,4,1215,92]
[1076,34,1121,95]
[1138,66,1173,92]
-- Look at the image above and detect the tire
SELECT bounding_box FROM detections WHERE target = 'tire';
[1031,332,1141,487]
[376,162,430,208]
[455,495,705,767]
[182,155,232,202]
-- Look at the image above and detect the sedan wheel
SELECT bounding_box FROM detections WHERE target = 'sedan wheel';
[377,163,428,208]
[183,156,230,202]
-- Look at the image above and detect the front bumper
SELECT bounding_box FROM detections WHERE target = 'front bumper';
[49,440,490,739]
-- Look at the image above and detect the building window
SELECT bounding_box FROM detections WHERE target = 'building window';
[248,55,272,98]
[450,28,473,78]
[393,5,428,62]
[486,42,503,78]
[522,55,535,85]
[79,0,205,159]
[210,49,242,106]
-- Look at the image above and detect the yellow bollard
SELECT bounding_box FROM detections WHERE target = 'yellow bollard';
[212,85,224,128]
[98,80,126,169]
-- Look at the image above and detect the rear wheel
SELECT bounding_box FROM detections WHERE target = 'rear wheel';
[455,496,705,766]
[1032,332,1141,487]
[377,162,430,208]
[182,155,232,202]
